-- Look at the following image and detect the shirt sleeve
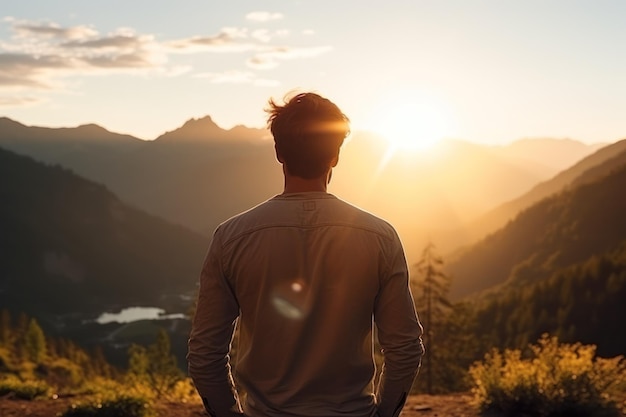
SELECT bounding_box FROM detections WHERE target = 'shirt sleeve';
[187,228,244,417]
[374,232,425,417]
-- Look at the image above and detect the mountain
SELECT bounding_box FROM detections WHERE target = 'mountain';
[0,116,281,237]
[334,136,609,257]
[0,147,209,318]
[0,117,149,188]
[449,139,626,251]
[489,137,606,175]
[446,160,626,300]
[0,117,609,262]
[155,116,268,143]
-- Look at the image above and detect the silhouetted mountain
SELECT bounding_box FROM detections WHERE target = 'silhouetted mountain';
[0,117,610,262]
[155,116,267,143]
[335,136,607,257]
[450,139,626,250]
[0,116,281,237]
[0,147,208,318]
[489,137,605,174]
[446,161,626,299]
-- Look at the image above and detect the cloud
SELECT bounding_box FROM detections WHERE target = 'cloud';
[13,21,97,40]
[0,95,43,107]
[0,18,328,98]
[251,29,289,43]
[0,53,69,88]
[247,45,332,69]
[166,27,255,52]
[245,11,284,22]
[0,20,166,89]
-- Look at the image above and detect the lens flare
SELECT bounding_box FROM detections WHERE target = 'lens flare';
[271,279,308,319]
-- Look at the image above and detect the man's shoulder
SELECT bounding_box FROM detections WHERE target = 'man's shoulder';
[329,197,398,239]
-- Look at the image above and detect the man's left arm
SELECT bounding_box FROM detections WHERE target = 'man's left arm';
[188,228,243,417]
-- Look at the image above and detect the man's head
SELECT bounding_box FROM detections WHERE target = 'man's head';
[266,92,350,179]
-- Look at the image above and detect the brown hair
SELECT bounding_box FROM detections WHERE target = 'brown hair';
[266,92,350,179]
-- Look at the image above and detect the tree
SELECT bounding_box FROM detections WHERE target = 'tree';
[127,328,183,396]
[0,309,14,347]
[412,241,452,394]
[147,328,184,396]
[24,318,46,363]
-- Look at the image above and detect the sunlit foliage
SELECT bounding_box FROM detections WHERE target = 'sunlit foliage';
[0,374,50,399]
[470,334,626,417]
[0,310,200,411]
[62,393,154,417]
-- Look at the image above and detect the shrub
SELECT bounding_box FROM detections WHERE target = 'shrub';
[469,334,626,417]
[62,393,153,417]
[0,375,50,399]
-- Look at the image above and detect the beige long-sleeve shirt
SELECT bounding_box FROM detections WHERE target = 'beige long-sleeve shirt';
[188,192,424,417]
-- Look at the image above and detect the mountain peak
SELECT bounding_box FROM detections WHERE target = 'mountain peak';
[75,123,109,133]
[181,115,221,130]
[155,115,227,142]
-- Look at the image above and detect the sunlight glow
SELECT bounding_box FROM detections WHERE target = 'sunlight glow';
[364,91,455,153]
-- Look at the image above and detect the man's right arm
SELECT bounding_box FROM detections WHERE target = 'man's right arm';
[374,235,424,417]
[188,228,244,417]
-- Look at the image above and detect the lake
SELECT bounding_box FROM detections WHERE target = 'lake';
[96,306,187,324]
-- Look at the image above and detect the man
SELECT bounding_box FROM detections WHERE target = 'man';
[188,92,424,417]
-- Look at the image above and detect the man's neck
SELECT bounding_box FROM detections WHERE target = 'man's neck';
[282,172,330,194]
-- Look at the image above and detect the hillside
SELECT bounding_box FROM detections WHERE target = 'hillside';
[0,147,208,318]
[453,138,626,250]
[471,243,626,357]
[446,161,626,300]
[0,116,281,237]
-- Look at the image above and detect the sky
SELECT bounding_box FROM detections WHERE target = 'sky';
[1,0,625,144]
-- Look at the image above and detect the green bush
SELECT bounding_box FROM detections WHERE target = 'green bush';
[62,394,153,417]
[469,334,626,417]
[0,375,50,399]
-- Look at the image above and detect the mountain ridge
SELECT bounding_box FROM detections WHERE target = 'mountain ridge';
[0,116,615,259]
[446,160,626,300]
[0,147,209,318]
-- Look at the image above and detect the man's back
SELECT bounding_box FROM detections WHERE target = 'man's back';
[189,192,423,417]
[188,92,423,417]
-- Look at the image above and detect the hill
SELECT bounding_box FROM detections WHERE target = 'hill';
[450,139,626,250]
[446,161,626,300]
[0,147,208,319]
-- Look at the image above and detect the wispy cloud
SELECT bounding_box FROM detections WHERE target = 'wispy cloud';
[12,20,98,40]
[0,20,164,89]
[0,17,330,97]
[166,27,256,53]
[0,95,43,107]
[247,45,333,69]
[245,11,284,22]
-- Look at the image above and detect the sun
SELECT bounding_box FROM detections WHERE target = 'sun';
[365,92,454,153]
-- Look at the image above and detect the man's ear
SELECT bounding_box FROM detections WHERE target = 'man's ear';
[275,145,284,163]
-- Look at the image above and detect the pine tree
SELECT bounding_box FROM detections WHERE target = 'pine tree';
[413,241,451,394]
[127,343,149,380]
[24,318,46,363]
[146,328,183,396]
[0,309,13,347]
